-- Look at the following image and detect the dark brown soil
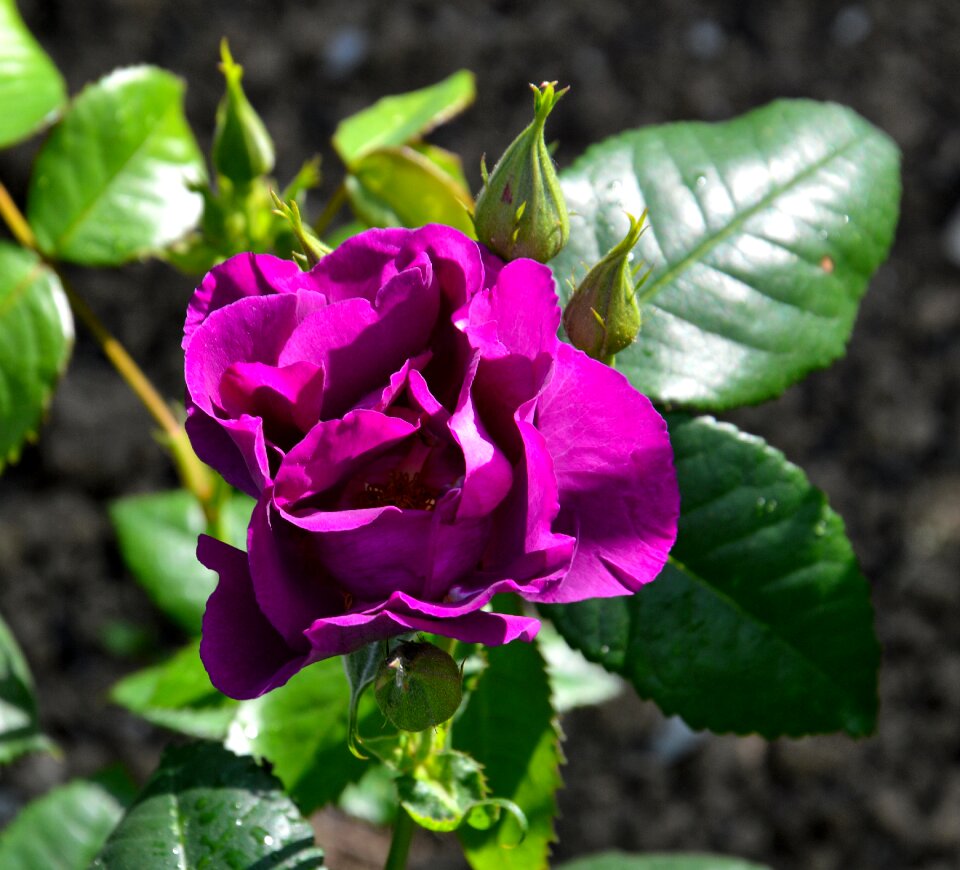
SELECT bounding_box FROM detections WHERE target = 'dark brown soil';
[2,1,959,868]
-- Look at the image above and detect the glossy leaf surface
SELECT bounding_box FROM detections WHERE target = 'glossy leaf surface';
[0,0,66,146]
[333,70,475,166]
[109,488,253,634]
[455,632,562,869]
[544,415,880,737]
[28,66,204,265]
[551,100,901,409]
[91,742,326,868]
[0,242,73,469]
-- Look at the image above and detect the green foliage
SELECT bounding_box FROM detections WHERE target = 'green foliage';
[455,634,562,870]
[0,0,66,147]
[345,145,475,234]
[90,742,326,868]
[551,99,901,409]
[556,853,771,870]
[544,415,880,737]
[0,611,52,764]
[27,65,205,265]
[110,640,238,740]
[109,489,253,634]
[111,642,374,815]
[396,750,492,833]
[0,776,132,869]
[0,242,73,469]
[333,69,475,167]
[537,623,623,713]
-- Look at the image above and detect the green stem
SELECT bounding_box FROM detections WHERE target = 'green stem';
[384,807,415,870]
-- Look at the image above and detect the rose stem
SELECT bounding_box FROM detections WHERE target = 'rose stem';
[312,181,347,239]
[0,180,215,513]
[384,806,415,870]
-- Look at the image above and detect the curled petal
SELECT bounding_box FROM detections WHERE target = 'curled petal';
[532,343,679,602]
[198,535,311,700]
[184,252,312,350]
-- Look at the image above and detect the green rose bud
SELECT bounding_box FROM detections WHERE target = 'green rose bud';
[375,641,463,732]
[473,81,570,263]
[562,211,650,364]
[212,39,275,184]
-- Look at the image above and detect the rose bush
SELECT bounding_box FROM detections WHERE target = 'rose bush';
[183,225,679,699]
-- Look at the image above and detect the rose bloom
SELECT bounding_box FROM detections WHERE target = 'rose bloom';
[183,225,678,699]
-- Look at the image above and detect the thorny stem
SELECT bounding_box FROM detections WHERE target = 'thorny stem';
[312,181,347,239]
[384,806,415,870]
[0,180,215,513]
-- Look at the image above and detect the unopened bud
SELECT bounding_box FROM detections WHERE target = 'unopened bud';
[375,641,462,732]
[212,39,275,183]
[563,212,649,363]
[473,82,570,263]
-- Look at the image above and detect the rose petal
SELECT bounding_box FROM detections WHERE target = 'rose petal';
[246,495,349,646]
[183,252,311,350]
[198,535,311,699]
[531,343,679,602]
[302,604,539,660]
[185,404,270,496]
[274,410,418,510]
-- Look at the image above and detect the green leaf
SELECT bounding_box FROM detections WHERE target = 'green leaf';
[0,777,129,869]
[0,242,73,469]
[333,70,475,167]
[454,635,562,869]
[90,742,326,868]
[110,640,238,741]
[551,100,901,409]
[345,145,475,236]
[27,65,205,265]
[343,640,384,757]
[0,0,66,147]
[112,643,372,813]
[109,489,253,634]
[544,415,880,738]
[397,750,489,833]
[225,657,374,814]
[0,611,53,764]
[556,853,771,870]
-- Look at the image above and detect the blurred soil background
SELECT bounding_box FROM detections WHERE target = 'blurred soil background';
[2,0,960,868]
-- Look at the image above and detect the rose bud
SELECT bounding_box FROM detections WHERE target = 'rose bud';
[563,212,649,364]
[212,39,275,184]
[375,641,463,732]
[473,82,570,263]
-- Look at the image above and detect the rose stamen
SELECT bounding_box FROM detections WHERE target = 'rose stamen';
[357,471,438,511]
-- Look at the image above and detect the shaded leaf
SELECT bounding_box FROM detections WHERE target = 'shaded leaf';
[110,640,238,741]
[0,611,53,764]
[537,623,623,713]
[109,488,253,634]
[333,70,475,166]
[0,242,73,469]
[455,632,562,869]
[0,777,130,869]
[0,0,66,146]
[91,742,326,868]
[551,100,901,409]
[346,145,475,235]
[544,415,879,737]
[28,65,205,265]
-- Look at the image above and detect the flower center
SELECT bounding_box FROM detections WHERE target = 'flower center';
[356,471,438,511]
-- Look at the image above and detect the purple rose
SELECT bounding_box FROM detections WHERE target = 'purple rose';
[184,225,679,699]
